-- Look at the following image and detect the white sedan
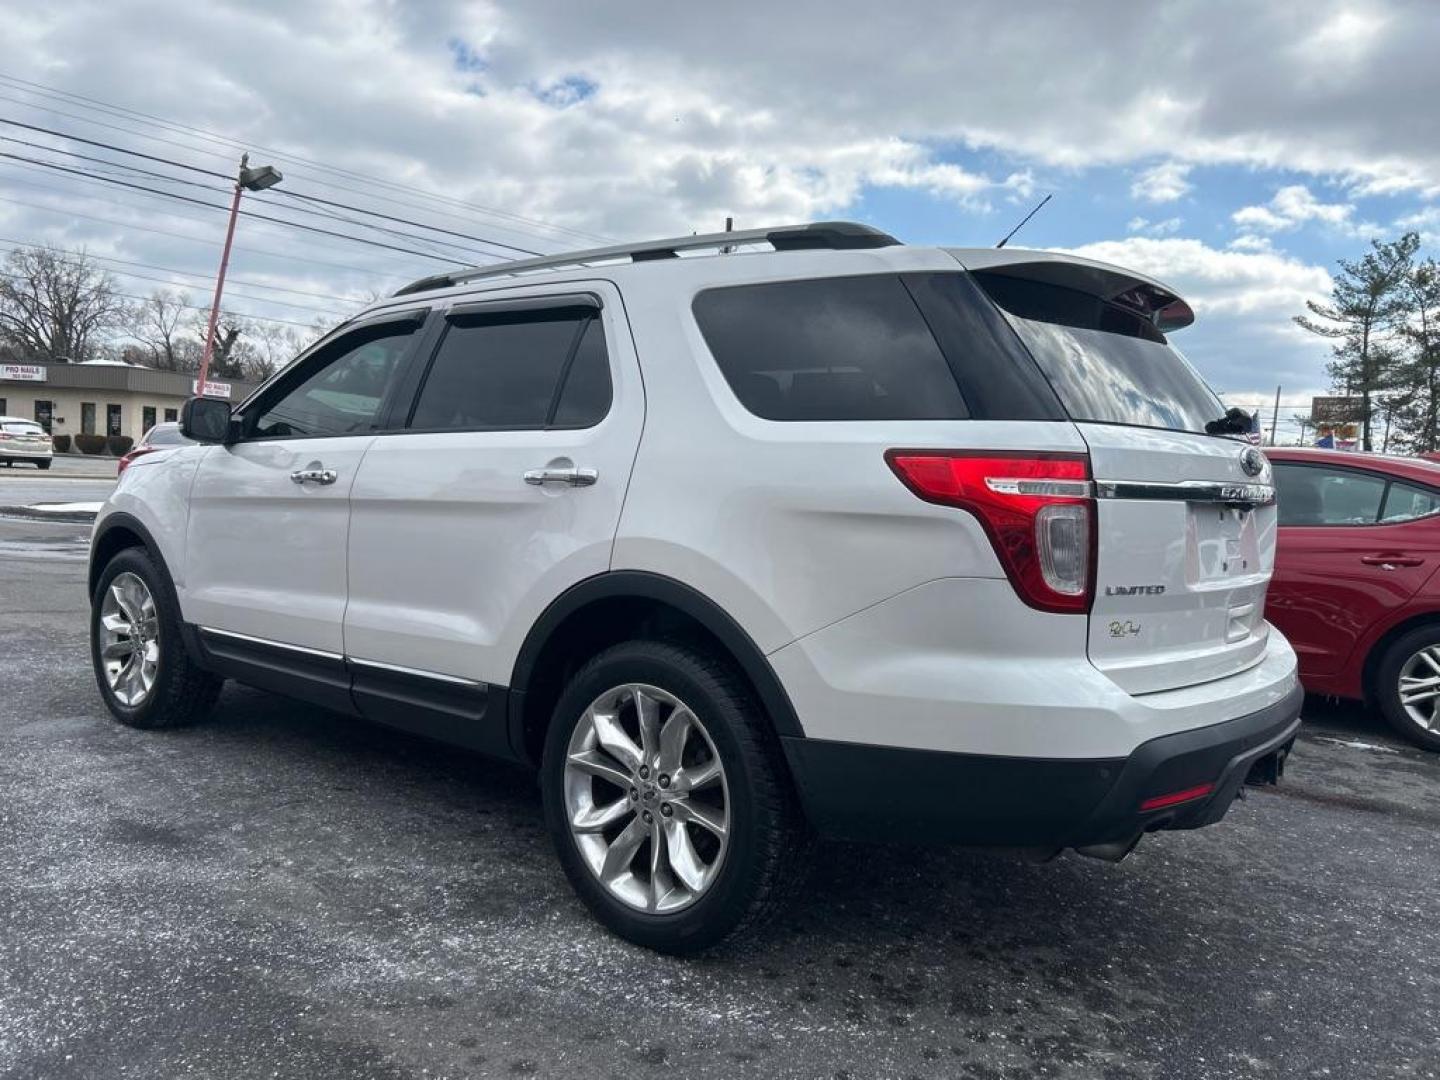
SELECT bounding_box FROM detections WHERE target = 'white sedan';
[0,416,53,469]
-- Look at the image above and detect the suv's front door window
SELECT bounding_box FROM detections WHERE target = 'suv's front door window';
[249,327,414,438]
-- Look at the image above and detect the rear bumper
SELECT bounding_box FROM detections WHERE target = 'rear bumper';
[0,448,52,460]
[781,681,1303,849]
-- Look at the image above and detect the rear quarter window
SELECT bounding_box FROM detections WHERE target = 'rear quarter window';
[692,275,969,421]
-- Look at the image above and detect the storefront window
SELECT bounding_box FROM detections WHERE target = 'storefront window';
[164,408,178,423]
[34,400,53,433]
[81,402,96,435]
[106,404,122,436]
[142,406,156,432]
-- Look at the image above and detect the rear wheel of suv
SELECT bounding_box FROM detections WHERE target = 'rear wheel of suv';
[1374,626,1440,752]
[541,639,808,953]
[90,547,224,730]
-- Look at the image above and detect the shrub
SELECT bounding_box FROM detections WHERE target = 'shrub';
[107,435,134,456]
[75,433,108,455]
[51,434,71,453]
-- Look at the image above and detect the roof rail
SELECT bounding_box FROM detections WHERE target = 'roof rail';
[392,220,901,297]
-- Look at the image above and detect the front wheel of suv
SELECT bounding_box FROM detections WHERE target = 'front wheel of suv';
[1374,625,1440,752]
[90,547,224,730]
[541,639,809,954]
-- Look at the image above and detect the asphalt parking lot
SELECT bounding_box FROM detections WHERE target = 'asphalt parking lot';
[2,505,1438,1079]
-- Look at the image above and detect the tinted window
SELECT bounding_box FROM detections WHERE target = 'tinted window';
[1380,481,1440,523]
[409,309,600,430]
[552,318,612,427]
[974,272,1225,435]
[1274,463,1387,526]
[692,275,968,421]
[144,424,189,447]
[251,327,413,438]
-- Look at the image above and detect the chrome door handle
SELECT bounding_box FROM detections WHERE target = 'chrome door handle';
[523,466,598,487]
[290,468,337,485]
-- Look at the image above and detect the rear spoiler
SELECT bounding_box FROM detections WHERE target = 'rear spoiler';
[945,248,1195,333]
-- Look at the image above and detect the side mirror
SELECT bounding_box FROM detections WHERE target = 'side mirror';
[180,396,235,444]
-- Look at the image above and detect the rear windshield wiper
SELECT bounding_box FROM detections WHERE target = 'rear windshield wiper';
[1204,407,1254,437]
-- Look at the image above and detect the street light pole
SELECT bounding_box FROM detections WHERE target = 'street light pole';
[195,153,283,398]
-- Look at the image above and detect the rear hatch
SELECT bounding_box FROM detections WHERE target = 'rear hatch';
[966,259,1276,695]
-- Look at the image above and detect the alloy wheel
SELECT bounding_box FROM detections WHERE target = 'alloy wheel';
[563,683,730,913]
[1398,645,1440,733]
[98,572,160,707]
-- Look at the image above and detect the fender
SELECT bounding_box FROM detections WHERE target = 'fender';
[88,511,167,599]
[507,570,804,758]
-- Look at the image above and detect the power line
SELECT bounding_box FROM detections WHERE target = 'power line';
[0,270,327,330]
[0,75,614,247]
[0,243,352,317]
[0,190,418,279]
[0,149,477,264]
[0,118,543,258]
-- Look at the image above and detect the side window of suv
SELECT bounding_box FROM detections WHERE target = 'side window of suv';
[692,275,969,421]
[249,324,416,439]
[1274,463,1387,526]
[408,305,610,431]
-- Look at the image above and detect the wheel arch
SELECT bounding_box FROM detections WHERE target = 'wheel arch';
[89,513,167,600]
[1362,608,1440,705]
[507,571,803,765]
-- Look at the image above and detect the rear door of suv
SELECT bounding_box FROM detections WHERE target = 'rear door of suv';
[341,283,643,751]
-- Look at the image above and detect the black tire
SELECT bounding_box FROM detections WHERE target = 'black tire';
[1373,625,1440,752]
[37,459,51,470]
[90,546,224,730]
[541,639,810,954]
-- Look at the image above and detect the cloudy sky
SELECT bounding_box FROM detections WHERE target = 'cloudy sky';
[2,0,1438,434]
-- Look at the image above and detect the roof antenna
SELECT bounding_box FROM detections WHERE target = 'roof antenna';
[995,194,1052,249]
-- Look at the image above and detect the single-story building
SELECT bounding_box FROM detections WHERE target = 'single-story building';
[0,361,258,442]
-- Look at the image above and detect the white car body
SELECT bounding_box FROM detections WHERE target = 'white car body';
[0,416,54,466]
[92,222,1301,862]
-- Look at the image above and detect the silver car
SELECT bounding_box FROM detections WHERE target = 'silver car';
[0,416,53,469]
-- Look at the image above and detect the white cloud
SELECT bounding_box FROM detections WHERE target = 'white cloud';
[1130,162,1192,204]
[1233,185,1357,234]
[1127,215,1183,236]
[1052,236,1333,395]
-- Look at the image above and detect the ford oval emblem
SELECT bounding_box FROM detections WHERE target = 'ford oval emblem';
[1240,446,1265,477]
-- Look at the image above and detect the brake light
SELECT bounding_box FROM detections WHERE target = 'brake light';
[885,450,1094,613]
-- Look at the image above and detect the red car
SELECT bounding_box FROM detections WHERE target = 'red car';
[1267,448,1440,750]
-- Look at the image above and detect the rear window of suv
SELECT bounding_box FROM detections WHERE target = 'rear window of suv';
[972,271,1225,435]
[692,275,969,421]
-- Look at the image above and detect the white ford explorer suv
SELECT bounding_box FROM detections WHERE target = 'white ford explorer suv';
[89,222,1301,953]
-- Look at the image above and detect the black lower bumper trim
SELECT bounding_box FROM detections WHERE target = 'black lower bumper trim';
[781,682,1303,848]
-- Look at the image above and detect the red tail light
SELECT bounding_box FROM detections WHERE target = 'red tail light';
[1140,782,1215,812]
[885,450,1094,613]
[116,447,154,477]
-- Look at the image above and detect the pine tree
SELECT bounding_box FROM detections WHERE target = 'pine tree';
[1296,234,1418,451]
[1390,257,1440,453]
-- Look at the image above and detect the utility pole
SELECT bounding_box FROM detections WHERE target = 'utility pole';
[195,153,283,398]
[1269,385,1281,446]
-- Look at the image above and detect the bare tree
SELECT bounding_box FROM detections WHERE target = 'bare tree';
[0,246,127,363]
[133,290,199,371]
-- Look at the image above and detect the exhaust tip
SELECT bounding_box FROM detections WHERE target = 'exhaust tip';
[1073,834,1143,863]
